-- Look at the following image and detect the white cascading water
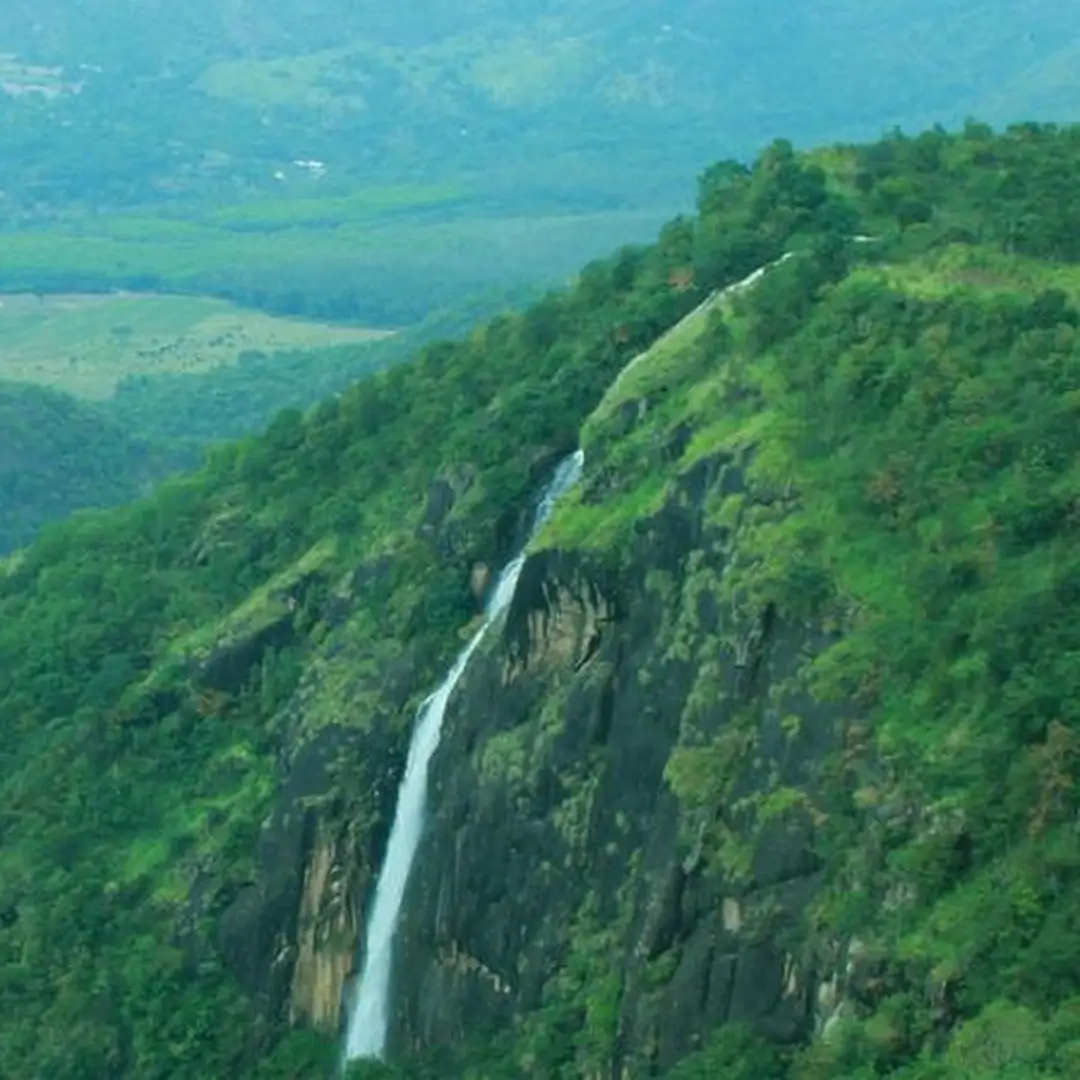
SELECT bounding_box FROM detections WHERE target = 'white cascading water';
[344,449,585,1062]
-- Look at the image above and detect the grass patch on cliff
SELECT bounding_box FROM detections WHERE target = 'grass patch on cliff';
[478,728,532,789]
[591,295,719,423]
[162,537,338,670]
[533,474,669,553]
[537,306,751,555]
[880,242,1080,302]
[115,743,277,904]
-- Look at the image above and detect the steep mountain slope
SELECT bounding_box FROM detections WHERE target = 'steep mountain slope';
[0,380,188,554]
[4,122,1080,1080]
[392,235,1080,1079]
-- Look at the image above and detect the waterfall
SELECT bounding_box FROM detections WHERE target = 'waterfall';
[343,449,585,1062]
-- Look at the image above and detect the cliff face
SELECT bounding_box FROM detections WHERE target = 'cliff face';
[199,463,581,1045]
[389,450,840,1072]
[210,581,432,1042]
[374,223,1080,1076]
[209,300,852,1071]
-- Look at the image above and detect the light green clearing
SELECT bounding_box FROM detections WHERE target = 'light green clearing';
[880,243,1080,301]
[196,29,597,113]
[0,292,392,399]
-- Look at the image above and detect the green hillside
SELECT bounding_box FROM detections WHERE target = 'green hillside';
[3,120,1080,1080]
[0,381,188,554]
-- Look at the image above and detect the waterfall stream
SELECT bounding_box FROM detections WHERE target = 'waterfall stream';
[344,449,585,1062]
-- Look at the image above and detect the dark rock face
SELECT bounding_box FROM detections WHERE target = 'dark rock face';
[421,478,459,532]
[214,635,427,1039]
[194,551,335,694]
[387,454,847,1072]
[197,613,297,694]
[217,726,362,1022]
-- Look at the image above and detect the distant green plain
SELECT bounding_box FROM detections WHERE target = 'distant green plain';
[0,292,392,399]
[0,181,470,282]
[0,190,670,328]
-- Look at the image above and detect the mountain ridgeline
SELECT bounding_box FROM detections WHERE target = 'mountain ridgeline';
[4,121,1080,1080]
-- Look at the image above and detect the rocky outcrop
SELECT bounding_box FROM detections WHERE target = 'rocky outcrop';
[289,819,359,1029]
[387,453,849,1073]
[200,450,597,1052]
[215,727,364,1028]
[192,431,855,1072]
[191,539,338,694]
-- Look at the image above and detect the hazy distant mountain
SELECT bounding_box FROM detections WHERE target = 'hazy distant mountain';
[1,1,1078,212]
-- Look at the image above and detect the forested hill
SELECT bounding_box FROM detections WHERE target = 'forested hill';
[4,121,1080,1080]
[0,282,542,557]
[0,380,188,554]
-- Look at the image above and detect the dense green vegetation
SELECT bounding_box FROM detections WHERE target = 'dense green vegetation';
[0,148,751,1080]
[524,124,1080,1080]
[0,118,847,1080]
[5,119,1080,1080]
[0,380,188,554]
